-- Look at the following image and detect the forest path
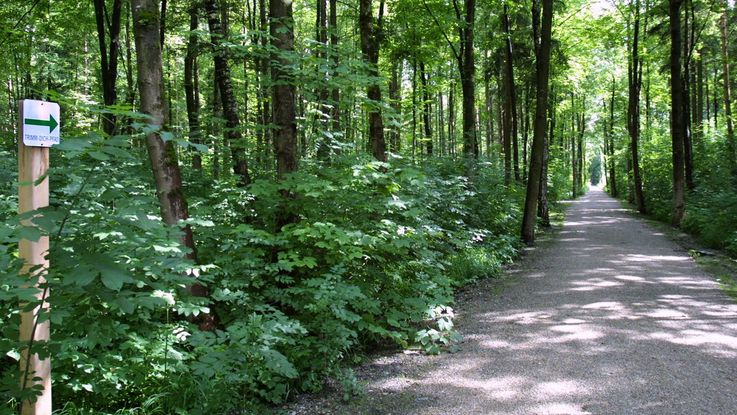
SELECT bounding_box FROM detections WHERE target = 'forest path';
[290,189,737,415]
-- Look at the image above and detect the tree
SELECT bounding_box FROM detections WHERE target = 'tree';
[502,4,519,183]
[205,0,252,185]
[720,0,735,165]
[459,0,477,159]
[184,5,202,169]
[521,0,553,245]
[93,0,123,135]
[270,0,298,178]
[131,0,214,330]
[628,0,646,213]
[669,0,686,226]
[359,0,387,161]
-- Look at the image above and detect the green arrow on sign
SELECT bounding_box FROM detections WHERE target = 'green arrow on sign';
[24,114,58,133]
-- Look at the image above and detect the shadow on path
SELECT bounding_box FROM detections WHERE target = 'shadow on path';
[293,190,737,415]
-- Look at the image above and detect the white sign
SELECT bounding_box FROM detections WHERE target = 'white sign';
[22,100,60,147]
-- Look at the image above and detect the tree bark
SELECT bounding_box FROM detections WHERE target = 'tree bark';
[628,0,646,213]
[94,0,123,135]
[669,0,686,226]
[459,0,477,160]
[184,6,202,170]
[205,0,252,185]
[608,78,618,197]
[682,0,694,190]
[538,103,551,227]
[521,0,553,245]
[420,61,433,155]
[270,0,298,178]
[131,0,215,330]
[388,59,402,153]
[359,0,387,161]
[721,1,735,165]
[329,0,340,130]
[502,4,519,182]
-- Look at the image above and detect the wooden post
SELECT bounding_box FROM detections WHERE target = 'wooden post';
[18,100,52,415]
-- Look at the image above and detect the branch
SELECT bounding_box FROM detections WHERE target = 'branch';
[421,0,461,64]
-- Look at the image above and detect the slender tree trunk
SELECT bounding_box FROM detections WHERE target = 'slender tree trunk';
[388,59,402,153]
[420,61,433,155]
[359,0,386,161]
[448,81,455,157]
[523,82,531,182]
[484,68,493,158]
[682,0,695,189]
[695,49,704,153]
[714,66,719,129]
[502,5,518,183]
[329,0,340,131]
[437,92,447,156]
[205,0,251,184]
[538,103,551,227]
[131,0,215,330]
[123,5,136,134]
[628,0,646,212]
[608,78,618,197]
[571,95,578,198]
[721,1,736,164]
[270,0,298,179]
[94,0,123,135]
[185,6,202,170]
[670,0,686,226]
[459,0,477,160]
[412,62,417,161]
[521,0,553,245]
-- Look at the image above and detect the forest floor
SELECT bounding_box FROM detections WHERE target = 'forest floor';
[283,189,737,415]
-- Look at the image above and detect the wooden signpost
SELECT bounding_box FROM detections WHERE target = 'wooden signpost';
[18,99,59,415]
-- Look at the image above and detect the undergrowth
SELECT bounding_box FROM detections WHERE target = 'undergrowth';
[0,133,556,413]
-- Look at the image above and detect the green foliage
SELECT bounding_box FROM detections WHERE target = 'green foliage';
[1,127,535,413]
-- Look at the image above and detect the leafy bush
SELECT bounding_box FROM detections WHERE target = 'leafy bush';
[1,136,537,413]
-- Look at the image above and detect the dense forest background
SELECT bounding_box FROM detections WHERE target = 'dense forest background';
[0,0,735,413]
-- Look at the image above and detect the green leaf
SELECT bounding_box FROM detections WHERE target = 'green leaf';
[260,348,298,378]
[89,254,135,291]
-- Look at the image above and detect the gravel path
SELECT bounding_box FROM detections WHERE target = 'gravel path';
[289,189,737,415]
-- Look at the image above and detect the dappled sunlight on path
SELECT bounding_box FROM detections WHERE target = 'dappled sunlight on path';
[350,189,737,414]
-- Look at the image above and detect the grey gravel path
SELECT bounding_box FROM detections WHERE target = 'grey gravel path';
[290,189,737,415]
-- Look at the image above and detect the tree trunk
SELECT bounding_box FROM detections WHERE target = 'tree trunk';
[628,0,646,213]
[502,5,519,181]
[538,103,551,227]
[484,67,493,158]
[184,6,202,170]
[359,0,386,161]
[608,78,618,197]
[521,0,553,245]
[131,0,214,330]
[388,59,402,153]
[205,0,251,185]
[695,49,704,154]
[523,82,531,182]
[94,0,123,135]
[682,0,694,190]
[721,1,736,165]
[270,0,298,179]
[436,92,447,156]
[669,0,686,226]
[329,0,341,130]
[460,0,477,160]
[571,95,578,198]
[420,61,433,155]
[448,81,455,157]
